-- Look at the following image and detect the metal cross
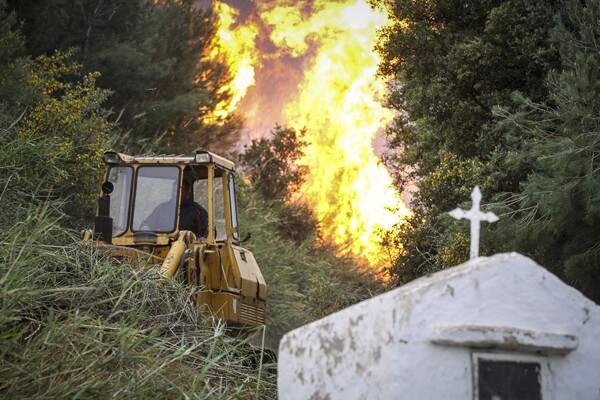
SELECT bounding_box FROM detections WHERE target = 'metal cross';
[448,186,498,259]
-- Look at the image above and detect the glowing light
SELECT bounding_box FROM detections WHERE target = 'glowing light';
[204,1,260,123]
[213,0,411,269]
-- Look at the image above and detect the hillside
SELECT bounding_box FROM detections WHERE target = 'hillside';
[0,102,381,400]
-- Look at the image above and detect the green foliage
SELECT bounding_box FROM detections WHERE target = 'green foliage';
[375,0,558,169]
[237,185,384,351]
[384,152,498,282]
[239,125,317,243]
[303,249,382,321]
[0,0,21,58]
[414,153,495,213]
[240,125,308,204]
[19,50,111,226]
[378,0,600,302]
[0,212,277,398]
[373,0,561,287]
[0,0,39,122]
[0,10,111,227]
[492,0,600,302]
[9,0,240,153]
[0,111,276,400]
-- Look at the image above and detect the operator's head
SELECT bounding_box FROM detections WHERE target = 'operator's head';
[181,179,193,205]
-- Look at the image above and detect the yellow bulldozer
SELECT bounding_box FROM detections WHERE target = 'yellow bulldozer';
[82,150,267,328]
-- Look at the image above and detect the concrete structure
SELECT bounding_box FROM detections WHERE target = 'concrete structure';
[278,253,600,399]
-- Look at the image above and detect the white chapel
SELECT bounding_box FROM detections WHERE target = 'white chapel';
[278,252,600,399]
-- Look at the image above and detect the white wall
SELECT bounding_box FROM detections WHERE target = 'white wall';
[278,253,600,399]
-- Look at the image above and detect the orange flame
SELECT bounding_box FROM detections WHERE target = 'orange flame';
[213,0,411,269]
[204,1,260,123]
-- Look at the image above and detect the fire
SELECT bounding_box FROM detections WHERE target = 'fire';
[212,0,411,269]
[204,1,260,123]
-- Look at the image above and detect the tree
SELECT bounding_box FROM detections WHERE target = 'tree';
[20,50,112,225]
[0,4,112,227]
[239,125,317,243]
[240,125,307,203]
[374,0,558,172]
[0,0,39,123]
[492,0,600,302]
[9,0,239,153]
[372,0,561,282]
[385,154,495,284]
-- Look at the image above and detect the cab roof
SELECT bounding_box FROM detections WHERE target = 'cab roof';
[103,150,235,171]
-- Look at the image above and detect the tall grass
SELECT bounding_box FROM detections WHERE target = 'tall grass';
[0,205,277,399]
[237,185,385,351]
[0,126,276,399]
[1,117,382,398]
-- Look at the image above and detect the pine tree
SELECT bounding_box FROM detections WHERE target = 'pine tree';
[8,0,239,153]
[0,4,112,227]
[0,0,39,123]
[493,0,600,301]
[372,0,560,281]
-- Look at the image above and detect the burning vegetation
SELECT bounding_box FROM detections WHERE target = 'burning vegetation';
[210,0,411,272]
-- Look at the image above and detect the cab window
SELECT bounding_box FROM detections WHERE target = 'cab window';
[214,169,226,241]
[131,166,180,232]
[229,173,239,241]
[107,166,133,237]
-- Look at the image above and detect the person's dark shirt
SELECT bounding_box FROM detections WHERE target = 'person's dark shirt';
[179,201,209,238]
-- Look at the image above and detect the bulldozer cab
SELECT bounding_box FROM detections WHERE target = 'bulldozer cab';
[86,150,267,328]
[99,153,233,242]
